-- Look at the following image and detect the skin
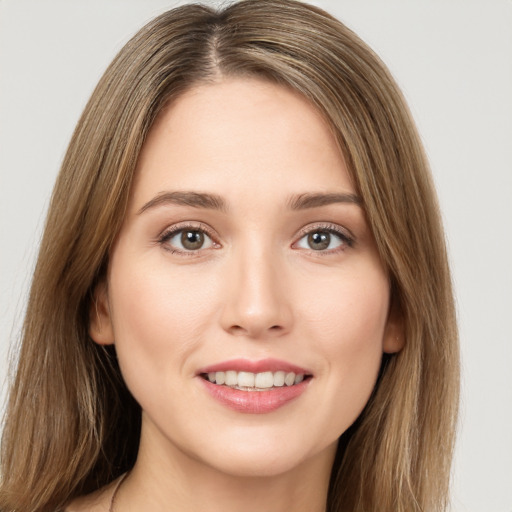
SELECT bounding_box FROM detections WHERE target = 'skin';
[70,77,402,512]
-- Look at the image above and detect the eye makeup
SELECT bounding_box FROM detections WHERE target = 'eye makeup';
[155,219,355,258]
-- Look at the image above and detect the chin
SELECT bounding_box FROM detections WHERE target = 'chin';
[187,427,338,480]
[202,449,314,479]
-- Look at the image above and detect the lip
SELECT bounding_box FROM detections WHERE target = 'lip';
[199,377,310,414]
[197,358,311,375]
[197,358,312,414]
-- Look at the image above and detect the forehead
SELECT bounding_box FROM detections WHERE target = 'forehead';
[131,77,354,209]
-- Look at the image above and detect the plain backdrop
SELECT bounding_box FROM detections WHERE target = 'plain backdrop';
[0,1,511,510]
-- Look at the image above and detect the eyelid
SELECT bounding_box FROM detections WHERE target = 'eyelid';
[292,222,355,251]
[157,221,221,254]
[156,221,354,255]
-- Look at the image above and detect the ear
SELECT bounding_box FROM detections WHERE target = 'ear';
[89,280,115,345]
[382,295,405,354]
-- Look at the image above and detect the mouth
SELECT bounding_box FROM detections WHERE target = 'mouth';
[197,359,313,413]
[200,370,310,391]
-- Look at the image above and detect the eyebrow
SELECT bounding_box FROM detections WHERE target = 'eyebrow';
[137,190,362,215]
[137,191,227,214]
[287,192,362,210]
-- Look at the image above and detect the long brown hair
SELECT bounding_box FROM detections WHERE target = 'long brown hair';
[0,1,459,511]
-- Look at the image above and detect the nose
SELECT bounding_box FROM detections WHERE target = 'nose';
[219,245,293,339]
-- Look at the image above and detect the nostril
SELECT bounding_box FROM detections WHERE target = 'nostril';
[227,324,284,337]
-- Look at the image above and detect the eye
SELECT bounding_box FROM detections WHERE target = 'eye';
[294,226,353,252]
[159,227,215,253]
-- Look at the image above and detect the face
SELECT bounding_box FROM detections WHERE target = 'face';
[90,78,402,479]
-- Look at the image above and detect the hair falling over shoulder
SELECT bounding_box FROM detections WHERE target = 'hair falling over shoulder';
[0,1,459,511]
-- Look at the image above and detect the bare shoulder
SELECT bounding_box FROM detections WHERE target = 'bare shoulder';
[64,477,120,512]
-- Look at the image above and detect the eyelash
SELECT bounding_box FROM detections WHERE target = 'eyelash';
[157,222,219,256]
[156,222,355,256]
[293,223,355,253]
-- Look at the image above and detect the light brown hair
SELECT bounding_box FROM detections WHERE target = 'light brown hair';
[0,1,459,511]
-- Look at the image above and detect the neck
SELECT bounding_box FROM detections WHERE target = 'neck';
[116,420,336,512]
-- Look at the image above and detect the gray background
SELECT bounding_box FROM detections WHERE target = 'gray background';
[1,1,511,510]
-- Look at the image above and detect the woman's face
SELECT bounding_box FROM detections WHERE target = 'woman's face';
[91,78,402,478]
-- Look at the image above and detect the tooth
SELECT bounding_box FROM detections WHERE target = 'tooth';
[225,371,237,386]
[273,371,285,387]
[210,369,305,388]
[284,372,295,386]
[238,371,255,387]
[255,371,274,389]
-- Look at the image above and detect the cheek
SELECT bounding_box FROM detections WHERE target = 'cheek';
[301,265,389,350]
[107,254,219,382]
[298,266,389,430]
[316,288,387,381]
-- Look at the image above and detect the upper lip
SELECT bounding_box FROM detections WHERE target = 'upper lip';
[197,358,311,375]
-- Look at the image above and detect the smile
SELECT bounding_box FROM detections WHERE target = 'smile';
[197,359,312,413]
[202,370,306,391]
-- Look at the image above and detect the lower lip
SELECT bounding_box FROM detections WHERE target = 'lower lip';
[199,378,310,414]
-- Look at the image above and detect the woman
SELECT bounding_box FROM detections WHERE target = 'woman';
[0,1,459,511]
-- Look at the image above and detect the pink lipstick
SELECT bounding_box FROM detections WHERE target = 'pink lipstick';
[197,358,312,414]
